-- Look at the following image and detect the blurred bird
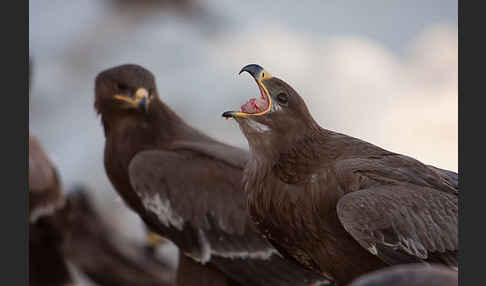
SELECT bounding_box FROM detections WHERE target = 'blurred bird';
[29,134,72,286]
[95,64,330,286]
[347,264,458,286]
[29,138,176,286]
[30,59,176,286]
[223,64,458,285]
[61,186,176,286]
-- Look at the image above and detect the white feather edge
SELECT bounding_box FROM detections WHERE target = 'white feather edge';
[29,198,66,223]
[186,229,280,264]
[138,192,184,231]
[137,192,280,264]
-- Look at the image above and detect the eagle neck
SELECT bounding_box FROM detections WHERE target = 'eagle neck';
[246,125,337,190]
[102,99,185,212]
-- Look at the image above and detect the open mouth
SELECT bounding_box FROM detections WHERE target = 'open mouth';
[241,83,270,114]
[222,64,272,118]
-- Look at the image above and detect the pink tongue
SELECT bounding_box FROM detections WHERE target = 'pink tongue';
[241,97,267,114]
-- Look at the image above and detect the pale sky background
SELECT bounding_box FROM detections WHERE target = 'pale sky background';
[29,1,457,283]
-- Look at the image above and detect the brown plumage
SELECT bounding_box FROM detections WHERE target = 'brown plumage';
[29,135,176,286]
[29,134,72,286]
[29,135,65,223]
[62,186,175,286]
[95,64,330,286]
[223,64,458,285]
[347,264,458,286]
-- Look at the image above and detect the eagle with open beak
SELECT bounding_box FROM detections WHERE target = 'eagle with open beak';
[223,64,458,285]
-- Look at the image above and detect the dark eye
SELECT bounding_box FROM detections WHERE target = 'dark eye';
[148,87,155,94]
[117,83,129,91]
[276,93,288,104]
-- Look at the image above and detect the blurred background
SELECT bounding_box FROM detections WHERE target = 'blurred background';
[29,0,457,283]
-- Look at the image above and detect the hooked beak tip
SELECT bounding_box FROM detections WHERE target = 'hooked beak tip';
[239,64,264,79]
[222,111,235,118]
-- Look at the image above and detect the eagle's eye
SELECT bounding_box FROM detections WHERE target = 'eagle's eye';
[276,93,288,104]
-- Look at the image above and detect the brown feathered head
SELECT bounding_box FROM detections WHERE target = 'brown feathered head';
[223,64,318,154]
[95,64,158,116]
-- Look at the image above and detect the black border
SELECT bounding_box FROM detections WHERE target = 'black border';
[458,1,463,284]
[5,0,29,284]
[459,0,481,285]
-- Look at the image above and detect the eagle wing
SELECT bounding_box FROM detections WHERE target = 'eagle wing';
[427,165,458,190]
[337,184,458,267]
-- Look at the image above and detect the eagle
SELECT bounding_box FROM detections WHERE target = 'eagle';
[29,59,174,286]
[223,64,458,285]
[95,64,330,286]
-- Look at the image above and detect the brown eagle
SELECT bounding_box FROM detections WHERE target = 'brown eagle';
[95,64,330,286]
[223,64,458,285]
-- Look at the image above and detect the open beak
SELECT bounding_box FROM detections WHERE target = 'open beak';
[114,88,150,113]
[222,64,272,118]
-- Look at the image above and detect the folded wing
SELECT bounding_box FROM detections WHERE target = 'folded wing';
[337,185,458,267]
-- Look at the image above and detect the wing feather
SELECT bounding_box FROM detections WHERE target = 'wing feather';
[129,149,270,260]
[337,184,457,267]
[427,165,459,190]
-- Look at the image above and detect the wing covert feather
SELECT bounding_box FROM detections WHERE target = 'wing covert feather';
[337,185,457,266]
[129,149,273,262]
[130,150,248,233]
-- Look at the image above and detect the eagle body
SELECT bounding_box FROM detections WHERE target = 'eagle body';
[238,122,458,285]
